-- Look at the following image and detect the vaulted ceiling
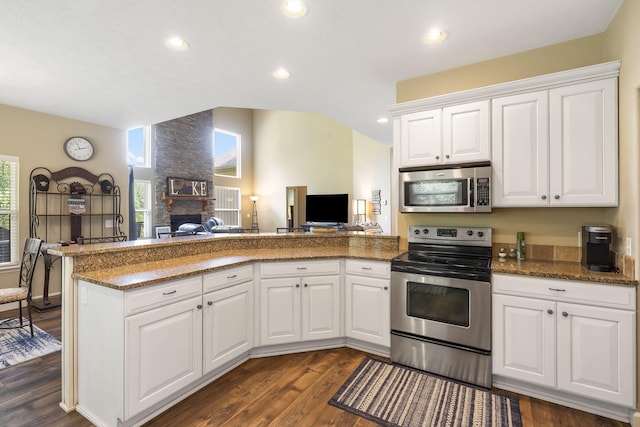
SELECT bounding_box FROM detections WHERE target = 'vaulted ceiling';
[0,0,622,145]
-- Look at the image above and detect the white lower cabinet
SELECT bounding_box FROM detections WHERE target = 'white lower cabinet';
[492,274,635,409]
[125,295,203,418]
[345,260,390,347]
[203,266,254,373]
[259,260,341,346]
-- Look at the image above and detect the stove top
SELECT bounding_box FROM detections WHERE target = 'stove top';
[392,225,493,282]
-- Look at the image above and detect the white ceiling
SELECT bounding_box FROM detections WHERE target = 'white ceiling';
[0,0,622,145]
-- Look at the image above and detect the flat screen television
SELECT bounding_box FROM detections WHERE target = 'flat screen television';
[305,193,349,224]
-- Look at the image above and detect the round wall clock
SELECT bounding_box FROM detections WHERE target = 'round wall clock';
[64,136,95,161]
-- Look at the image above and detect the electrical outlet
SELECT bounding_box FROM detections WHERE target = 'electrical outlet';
[105,219,113,228]
[625,237,632,256]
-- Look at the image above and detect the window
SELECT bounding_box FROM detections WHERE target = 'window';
[134,180,152,238]
[128,126,150,167]
[0,155,19,267]
[214,186,241,227]
[214,128,240,178]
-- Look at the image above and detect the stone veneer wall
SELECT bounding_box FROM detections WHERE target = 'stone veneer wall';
[153,109,215,227]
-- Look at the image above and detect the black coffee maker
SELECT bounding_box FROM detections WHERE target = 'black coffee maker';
[581,225,613,272]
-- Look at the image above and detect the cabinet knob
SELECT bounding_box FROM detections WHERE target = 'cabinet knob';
[208,301,213,306]
[384,286,388,290]
[547,309,553,315]
[562,311,568,317]
[435,155,440,160]
[304,283,308,287]
[296,284,300,288]
[554,195,560,200]
[197,304,203,310]
[445,154,450,159]
[541,195,547,200]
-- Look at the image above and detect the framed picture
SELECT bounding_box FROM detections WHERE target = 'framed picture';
[167,176,208,197]
[155,225,171,239]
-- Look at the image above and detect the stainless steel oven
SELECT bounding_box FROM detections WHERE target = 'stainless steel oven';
[390,225,492,388]
[399,162,491,213]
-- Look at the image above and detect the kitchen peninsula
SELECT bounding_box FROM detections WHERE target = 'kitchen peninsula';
[49,232,401,427]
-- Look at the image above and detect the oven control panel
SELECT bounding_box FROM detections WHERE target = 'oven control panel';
[409,226,492,246]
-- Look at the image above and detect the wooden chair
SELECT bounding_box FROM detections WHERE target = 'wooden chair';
[0,237,43,337]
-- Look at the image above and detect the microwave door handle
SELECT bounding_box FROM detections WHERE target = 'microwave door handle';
[469,178,475,207]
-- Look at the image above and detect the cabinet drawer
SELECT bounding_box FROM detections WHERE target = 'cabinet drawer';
[260,260,340,278]
[492,273,635,310]
[125,276,202,316]
[203,265,253,293]
[345,259,390,279]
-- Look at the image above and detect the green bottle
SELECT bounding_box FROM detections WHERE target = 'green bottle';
[516,232,525,260]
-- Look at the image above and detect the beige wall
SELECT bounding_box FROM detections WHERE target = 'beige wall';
[0,104,126,298]
[253,110,354,232]
[393,35,625,252]
[352,130,392,233]
[211,107,255,228]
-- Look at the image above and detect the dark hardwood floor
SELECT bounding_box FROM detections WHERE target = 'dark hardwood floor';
[0,307,632,427]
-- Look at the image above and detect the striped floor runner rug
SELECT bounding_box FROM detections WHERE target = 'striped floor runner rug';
[329,357,522,427]
[0,318,62,369]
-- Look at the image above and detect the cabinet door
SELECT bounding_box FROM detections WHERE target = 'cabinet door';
[492,92,549,207]
[549,78,618,206]
[345,275,390,347]
[492,294,555,387]
[556,302,634,407]
[400,109,443,167]
[125,295,203,419]
[203,281,253,373]
[301,275,341,341]
[259,277,301,345]
[442,100,490,164]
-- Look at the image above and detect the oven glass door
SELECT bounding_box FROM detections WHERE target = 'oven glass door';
[403,178,469,208]
[407,281,469,327]
[391,271,491,351]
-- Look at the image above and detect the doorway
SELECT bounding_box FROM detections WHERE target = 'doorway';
[285,186,307,229]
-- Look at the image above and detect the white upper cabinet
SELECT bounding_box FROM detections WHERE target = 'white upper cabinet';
[492,91,550,206]
[390,61,620,208]
[442,100,490,164]
[549,78,618,206]
[398,101,490,167]
[400,109,442,167]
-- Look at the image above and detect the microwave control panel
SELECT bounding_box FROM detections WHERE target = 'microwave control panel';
[476,178,490,207]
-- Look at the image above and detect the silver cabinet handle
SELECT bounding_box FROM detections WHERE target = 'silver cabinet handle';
[549,288,566,292]
[562,311,568,317]
[197,304,203,310]
[208,301,213,306]
[227,274,237,279]
[554,195,560,200]
[541,195,547,200]
[296,267,307,270]
[163,290,177,296]
[547,309,553,315]
[362,267,372,270]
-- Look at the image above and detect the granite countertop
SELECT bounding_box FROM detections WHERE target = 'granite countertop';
[492,258,637,286]
[74,246,402,290]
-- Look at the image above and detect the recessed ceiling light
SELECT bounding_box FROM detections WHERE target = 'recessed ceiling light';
[164,36,190,50]
[424,28,448,44]
[273,67,291,79]
[377,117,389,124]
[281,0,308,18]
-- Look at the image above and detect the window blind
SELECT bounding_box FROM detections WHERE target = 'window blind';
[0,155,19,266]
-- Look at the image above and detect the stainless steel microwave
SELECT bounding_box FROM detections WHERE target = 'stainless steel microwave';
[399,163,491,213]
